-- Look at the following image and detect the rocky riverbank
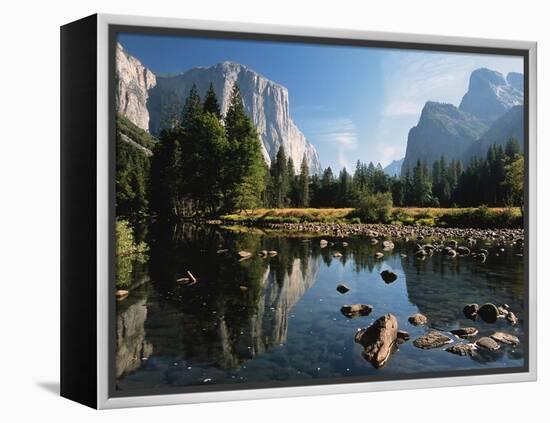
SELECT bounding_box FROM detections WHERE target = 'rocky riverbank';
[210,220,524,244]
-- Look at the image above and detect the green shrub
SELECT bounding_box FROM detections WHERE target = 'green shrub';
[354,192,393,223]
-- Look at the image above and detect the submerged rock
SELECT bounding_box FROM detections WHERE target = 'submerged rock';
[408,313,428,326]
[451,327,479,338]
[380,270,398,283]
[382,240,395,251]
[506,311,518,325]
[115,290,129,301]
[463,303,479,319]
[457,246,471,256]
[396,330,410,344]
[237,251,252,260]
[336,284,350,294]
[490,331,519,346]
[475,337,500,351]
[355,314,399,368]
[413,331,452,349]
[446,343,475,356]
[478,303,499,323]
[340,304,373,318]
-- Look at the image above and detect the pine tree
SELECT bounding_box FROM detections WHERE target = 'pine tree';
[180,84,202,128]
[203,83,222,119]
[298,155,310,207]
[223,84,266,211]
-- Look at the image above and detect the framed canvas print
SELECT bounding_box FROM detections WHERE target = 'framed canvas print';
[60,14,537,409]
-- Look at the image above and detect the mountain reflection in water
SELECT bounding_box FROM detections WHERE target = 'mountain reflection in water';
[116,224,525,391]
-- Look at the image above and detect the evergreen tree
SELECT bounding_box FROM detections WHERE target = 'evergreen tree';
[223,84,266,211]
[203,83,221,119]
[180,84,202,128]
[297,155,310,207]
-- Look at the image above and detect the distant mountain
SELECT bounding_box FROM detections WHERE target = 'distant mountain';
[115,43,322,174]
[384,158,404,177]
[462,105,524,163]
[401,68,524,174]
[459,68,523,125]
[401,102,487,173]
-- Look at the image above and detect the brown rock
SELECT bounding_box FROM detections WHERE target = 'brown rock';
[115,290,129,301]
[490,331,519,346]
[340,304,373,318]
[506,311,518,325]
[396,330,410,344]
[333,251,343,258]
[450,327,479,338]
[375,252,384,259]
[237,251,252,260]
[413,331,452,349]
[446,343,475,356]
[355,314,399,368]
[475,336,500,351]
[408,313,428,326]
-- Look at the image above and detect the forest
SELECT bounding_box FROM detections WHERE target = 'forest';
[115,83,524,229]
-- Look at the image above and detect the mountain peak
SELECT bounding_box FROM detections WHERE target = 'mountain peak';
[459,67,523,124]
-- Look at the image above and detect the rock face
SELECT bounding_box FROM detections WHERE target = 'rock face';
[147,61,322,174]
[355,314,399,368]
[401,102,487,173]
[115,43,156,132]
[459,68,524,125]
[462,105,524,163]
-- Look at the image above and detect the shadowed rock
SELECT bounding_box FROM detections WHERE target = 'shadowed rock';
[336,284,350,294]
[478,303,499,323]
[340,304,373,318]
[355,314,399,368]
[463,304,479,319]
[380,270,398,283]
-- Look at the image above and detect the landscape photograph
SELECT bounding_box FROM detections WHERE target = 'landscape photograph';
[113,32,526,393]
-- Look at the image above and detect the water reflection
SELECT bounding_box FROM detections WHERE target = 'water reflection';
[116,224,525,390]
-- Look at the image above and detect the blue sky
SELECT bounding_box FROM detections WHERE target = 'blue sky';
[118,33,523,171]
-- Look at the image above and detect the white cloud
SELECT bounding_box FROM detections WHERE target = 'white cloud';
[304,117,358,170]
[381,51,523,118]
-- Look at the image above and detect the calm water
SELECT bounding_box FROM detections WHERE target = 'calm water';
[115,223,525,392]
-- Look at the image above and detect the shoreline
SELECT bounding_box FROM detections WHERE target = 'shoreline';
[207,220,524,242]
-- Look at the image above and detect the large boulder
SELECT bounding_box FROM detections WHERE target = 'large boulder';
[355,314,399,368]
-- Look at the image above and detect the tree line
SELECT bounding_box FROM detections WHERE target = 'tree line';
[115,83,524,227]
